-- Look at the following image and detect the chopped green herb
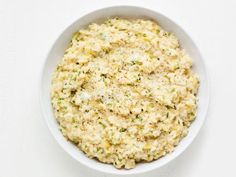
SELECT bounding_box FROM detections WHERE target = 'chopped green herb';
[120,128,127,132]
[190,112,195,116]
[136,115,143,121]
[98,122,106,128]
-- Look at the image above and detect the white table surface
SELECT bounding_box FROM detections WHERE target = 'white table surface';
[1,0,236,176]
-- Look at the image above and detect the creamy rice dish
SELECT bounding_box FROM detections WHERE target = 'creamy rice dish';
[51,18,200,169]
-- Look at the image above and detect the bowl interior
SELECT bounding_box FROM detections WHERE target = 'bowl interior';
[41,6,209,175]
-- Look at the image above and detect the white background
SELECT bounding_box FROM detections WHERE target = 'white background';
[0,0,236,177]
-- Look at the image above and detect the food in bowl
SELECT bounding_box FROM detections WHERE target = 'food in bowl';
[51,18,199,169]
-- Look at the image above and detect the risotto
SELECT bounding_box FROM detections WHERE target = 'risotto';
[51,18,200,169]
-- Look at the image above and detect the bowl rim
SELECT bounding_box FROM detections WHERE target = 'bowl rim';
[39,5,210,175]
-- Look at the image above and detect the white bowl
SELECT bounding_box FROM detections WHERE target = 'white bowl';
[40,5,210,176]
